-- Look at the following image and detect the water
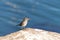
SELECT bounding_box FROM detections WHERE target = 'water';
[0,0,60,36]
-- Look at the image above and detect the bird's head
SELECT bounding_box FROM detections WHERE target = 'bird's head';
[24,17,30,21]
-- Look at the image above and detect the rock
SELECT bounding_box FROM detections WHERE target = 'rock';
[0,28,60,40]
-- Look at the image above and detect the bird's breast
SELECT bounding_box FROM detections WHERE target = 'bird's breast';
[21,21,28,26]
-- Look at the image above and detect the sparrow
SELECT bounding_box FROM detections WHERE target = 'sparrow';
[17,17,30,29]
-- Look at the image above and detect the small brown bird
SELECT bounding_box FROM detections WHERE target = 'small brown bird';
[17,17,30,29]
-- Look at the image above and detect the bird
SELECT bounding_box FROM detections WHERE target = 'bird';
[17,17,30,29]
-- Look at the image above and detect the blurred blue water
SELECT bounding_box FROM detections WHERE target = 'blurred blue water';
[0,0,60,36]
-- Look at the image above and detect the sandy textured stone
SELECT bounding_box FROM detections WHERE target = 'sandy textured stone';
[0,28,60,40]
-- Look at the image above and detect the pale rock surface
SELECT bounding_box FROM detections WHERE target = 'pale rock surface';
[0,28,60,40]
